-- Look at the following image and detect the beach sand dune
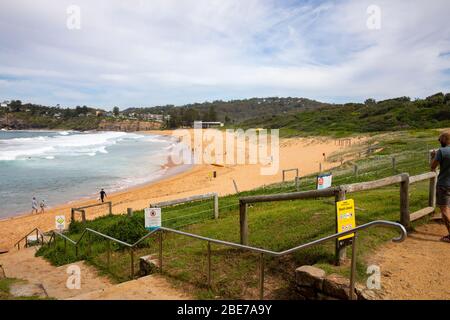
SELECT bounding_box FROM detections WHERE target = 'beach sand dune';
[0,130,364,249]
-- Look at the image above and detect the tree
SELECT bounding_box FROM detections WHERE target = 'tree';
[113,106,120,116]
[364,98,376,105]
[205,106,217,121]
[9,100,22,112]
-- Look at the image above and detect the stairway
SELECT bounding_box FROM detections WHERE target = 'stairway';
[0,246,190,300]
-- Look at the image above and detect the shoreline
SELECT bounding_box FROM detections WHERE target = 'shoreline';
[0,130,365,249]
[0,130,188,220]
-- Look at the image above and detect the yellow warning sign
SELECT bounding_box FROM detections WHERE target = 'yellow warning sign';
[336,199,356,241]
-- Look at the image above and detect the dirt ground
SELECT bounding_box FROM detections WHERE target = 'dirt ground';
[370,221,450,300]
[0,246,191,300]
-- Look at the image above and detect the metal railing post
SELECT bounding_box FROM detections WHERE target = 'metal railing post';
[87,232,92,256]
[106,239,111,270]
[259,253,265,300]
[349,234,357,300]
[130,247,135,279]
[159,229,163,273]
[207,241,211,287]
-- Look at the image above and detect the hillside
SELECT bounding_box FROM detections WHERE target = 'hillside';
[241,93,450,135]
[0,102,161,131]
[123,97,329,127]
[2,93,449,132]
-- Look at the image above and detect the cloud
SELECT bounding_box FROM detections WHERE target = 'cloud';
[0,0,449,108]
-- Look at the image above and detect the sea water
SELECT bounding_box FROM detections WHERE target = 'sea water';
[0,130,184,218]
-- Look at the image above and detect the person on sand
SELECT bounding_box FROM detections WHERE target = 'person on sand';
[431,131,450,243]
[31,197,38,214]
[39,199,46,214]
[99,189,107,203]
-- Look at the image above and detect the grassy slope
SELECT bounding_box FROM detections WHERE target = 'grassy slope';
[241,96,450,137]
[36,128,442,299]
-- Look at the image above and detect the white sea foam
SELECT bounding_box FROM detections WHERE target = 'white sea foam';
[0,131,141,161]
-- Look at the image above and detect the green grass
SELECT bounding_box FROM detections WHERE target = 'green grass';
[36,129,442,299]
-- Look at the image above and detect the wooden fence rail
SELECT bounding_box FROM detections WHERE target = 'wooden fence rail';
[71,201,112,223]
[239,169,438,264]
[150,192,219,219]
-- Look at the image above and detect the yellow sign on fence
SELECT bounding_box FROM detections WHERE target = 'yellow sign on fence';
[336,199,356,241]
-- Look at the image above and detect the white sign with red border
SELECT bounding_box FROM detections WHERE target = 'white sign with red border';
[145,207,162,230]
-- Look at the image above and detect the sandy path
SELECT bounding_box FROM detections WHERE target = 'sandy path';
[0,247,112,299]
[370,222,450,300]
[69,275,191,300]
[0,131,365,249]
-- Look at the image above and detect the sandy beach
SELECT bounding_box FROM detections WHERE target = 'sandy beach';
[0,130,364,250]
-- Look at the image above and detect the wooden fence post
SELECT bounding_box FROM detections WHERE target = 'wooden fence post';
[353,164,358,176]
[392,157,396,172]
[239,200,248,245]
[70,208,75,222]
[233,179,240,194]
[81,210,86,224]
[400,173,410,229]
[429,175,437,209]
[109,202,113,215]
[334,187,347,265]
[127,208,133,217]
[214,194,219,219]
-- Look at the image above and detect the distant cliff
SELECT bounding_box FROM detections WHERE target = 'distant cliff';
[0,113,163,131]
[98,119,162,131]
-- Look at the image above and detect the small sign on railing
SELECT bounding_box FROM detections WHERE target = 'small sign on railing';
[336,199,356,247]
[55,215,66,231]
[317,173,332,190]
[145,207,162,230]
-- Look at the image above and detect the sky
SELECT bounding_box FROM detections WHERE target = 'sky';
[0,0,449,109]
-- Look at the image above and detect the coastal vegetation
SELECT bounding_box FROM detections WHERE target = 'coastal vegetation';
[36,129,440,299]
[2,92,449,132]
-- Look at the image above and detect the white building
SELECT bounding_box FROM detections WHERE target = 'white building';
[193,121,224,129]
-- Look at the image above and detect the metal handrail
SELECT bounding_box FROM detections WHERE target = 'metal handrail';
[159,220,406,256]
[44,219,406,300]
[14,227,46,250]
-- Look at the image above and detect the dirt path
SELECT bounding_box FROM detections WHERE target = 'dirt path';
[370,222,450,300]
[0,247,190,300]
[69,275,191,300]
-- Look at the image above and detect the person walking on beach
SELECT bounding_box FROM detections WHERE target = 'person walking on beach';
[431,130,450,243]
[99,189,107,203]
[39,199,46,214]
[31,197,38,214]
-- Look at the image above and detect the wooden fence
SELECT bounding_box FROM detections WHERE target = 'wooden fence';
[71,201,112,224]
[150,192,219,219]
[239,171,437,264]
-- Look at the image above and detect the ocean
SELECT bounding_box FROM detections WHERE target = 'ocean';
[0,130,184,218]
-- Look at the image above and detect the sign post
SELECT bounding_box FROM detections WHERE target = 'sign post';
[317,173,332,190]
[336,199,356,250]
[55,215,66,232]
[145,207,162,231]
